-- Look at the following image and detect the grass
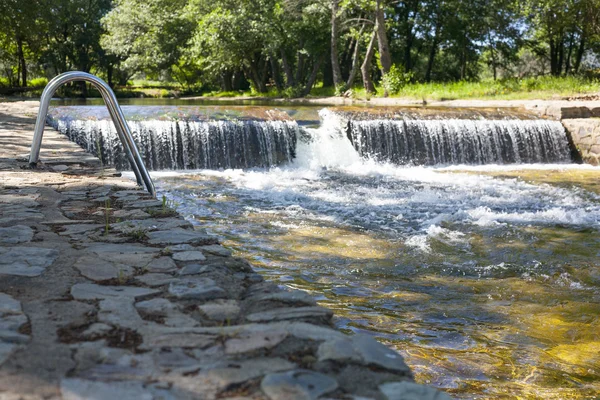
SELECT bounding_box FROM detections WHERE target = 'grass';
[338,76,600,101]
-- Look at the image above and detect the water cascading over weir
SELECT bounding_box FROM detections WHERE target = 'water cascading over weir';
[46,106,573,169]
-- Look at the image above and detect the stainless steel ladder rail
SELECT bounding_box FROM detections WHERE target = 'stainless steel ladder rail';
[28,71,156,197]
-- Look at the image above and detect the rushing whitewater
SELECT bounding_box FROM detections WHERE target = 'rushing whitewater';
[344,116,571,165]
[51,118,298,170]
[49,108,573,170]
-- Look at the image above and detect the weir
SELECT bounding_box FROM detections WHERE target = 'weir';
[47,106,574,170]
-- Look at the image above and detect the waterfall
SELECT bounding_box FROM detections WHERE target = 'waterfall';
[48,106,573,170]
[50,118,298,170]
[343,118,571,165]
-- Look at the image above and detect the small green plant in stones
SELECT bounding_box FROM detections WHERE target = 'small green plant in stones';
[126,228,148,241]
[117,269,127,285]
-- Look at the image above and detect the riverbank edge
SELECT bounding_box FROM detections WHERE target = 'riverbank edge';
[0,101,452,399]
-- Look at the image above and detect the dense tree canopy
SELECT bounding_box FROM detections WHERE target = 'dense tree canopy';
[1,0,600,95]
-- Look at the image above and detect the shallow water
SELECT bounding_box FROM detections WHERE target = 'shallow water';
[151,145,600,399]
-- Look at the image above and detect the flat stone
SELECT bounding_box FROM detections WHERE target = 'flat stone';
[147,229,217,246]
[0,225,33,244]
[0,293,23,314]
[0,246,59,276]
[246,307,333,323]
[261,369,338,400]
[0,194,39,207]
[172,251,206,262]
[317,335,411,374]
[81,323,113,338]
[61,378,156,400]
[379,382,453,400]
[135,273,177,287]
[86,243,159,254]
[146,257,178,273]
[136,298,199,328]
[98,298,144,329]
[225,330,288,354]
[169,244,196,251]
[114,190,147,197]
[74,255,134,282]
[124,199,163,209]
[198,300,240,321]
[250,290,316,306]
[179,264,212,276]
[71,283,160,301]
[52,164,69,171]
[199,245,233,257]
[111,218,190,233]
[168,279,226,301]
[59,224,104,236]
[0,342,16,366]
[200,358,296,389]
[112,209,151,219]
[143,330,215,349]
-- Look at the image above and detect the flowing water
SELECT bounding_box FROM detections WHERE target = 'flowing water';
[52,106,600,399]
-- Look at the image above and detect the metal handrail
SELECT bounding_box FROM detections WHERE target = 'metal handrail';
[29,71,156,197]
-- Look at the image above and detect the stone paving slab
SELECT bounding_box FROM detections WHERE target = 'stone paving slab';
[0,101,452,400]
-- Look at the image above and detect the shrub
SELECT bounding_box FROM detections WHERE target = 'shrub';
[29,77,48,87]
[381,64,414,95]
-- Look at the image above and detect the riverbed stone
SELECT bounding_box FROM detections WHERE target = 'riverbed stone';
[146,257,178,273]
[261,369,338,400]
[0,293,28,366]
[0,246,59,276]
[135,273,178,287]
[0,225,33,244]
[172,250,206,262]
[179,263,212,276]
[168,278,226,301]
[378,381,453,400]
[58,223,104,236]
[112,209,151,219]
[249,290,317,307]
[199,244,233,257]
[147,229,217,246]
[225,330,288,354]
[61,378,160,400]
[246,306,333,323]
[317,335,411,374]
[198,299,240,321]
[71,283,160,301]
[74,255,134,281]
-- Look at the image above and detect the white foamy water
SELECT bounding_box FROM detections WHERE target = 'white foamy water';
[145,112,600,254]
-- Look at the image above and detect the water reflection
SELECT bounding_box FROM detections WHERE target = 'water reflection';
[153,164,600,399]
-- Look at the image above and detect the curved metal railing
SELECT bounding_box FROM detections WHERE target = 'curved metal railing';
[28,71,156,197]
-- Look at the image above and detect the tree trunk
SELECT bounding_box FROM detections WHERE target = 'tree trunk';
[16,36,27,87]
[361,28,377,94]
[221,70,233,92]
[375,0,391,75]
[558,31,565,75]
[330,0,344,88]
[281,50,296,87]
[302,55,325,97]
[574,34,586,73]
[375,0,392,96]
[295,51,305,85]
[565,32,575,74]
[346,23,365,88]
[270,54,283,91]
[425,24,439,82]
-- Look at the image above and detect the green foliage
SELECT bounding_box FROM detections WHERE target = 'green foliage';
[381,65,414,95]
[28,77,47,87]
[1,0,600,97]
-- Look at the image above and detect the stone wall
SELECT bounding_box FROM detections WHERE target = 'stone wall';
[561,118,600,165]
